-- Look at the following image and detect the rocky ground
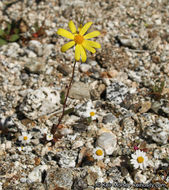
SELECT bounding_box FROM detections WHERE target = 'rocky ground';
[0,0,169,189]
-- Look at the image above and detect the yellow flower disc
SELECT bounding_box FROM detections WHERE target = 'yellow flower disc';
[23,136,28,141]
[137,156,144,163]
[90,111,95,117]
[96,149,103,156]
[74,34,84,44]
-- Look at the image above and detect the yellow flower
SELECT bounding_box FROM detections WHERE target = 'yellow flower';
[57,21,101,62]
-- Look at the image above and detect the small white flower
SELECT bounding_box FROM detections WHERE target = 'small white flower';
[17,146,25,151]
[130,150,148,170]
[18,132,32,144]
[93,147,104,160]
[46,134,53,141]
[84,108,97,120]
[41,127,48,134]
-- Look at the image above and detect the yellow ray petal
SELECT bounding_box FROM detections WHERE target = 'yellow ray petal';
[61,41,75,52]
[84,31,100,39]
[57,28,74,39]
[82,40,96,53]
[79,45,87,62]
[68,21,76,34]
[85,40,101,48]
[75,44,81,61]
[79,22,93,36]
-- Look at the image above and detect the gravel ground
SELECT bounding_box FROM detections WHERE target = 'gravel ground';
[0,0,169,189]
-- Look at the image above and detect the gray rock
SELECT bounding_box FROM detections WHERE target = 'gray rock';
[24,58,46,74]
[97,132,117,155]
[19,87,60,120]
[28,40,43,56]
[57,64,71,76]
[102,113,117,124]
[143,117,169,145]
[57,150,78,168]
[116,36,139,49]
[69,82,90,100]
[46,168,73,190]
[79,63,91,73]
[106,82,129,105]
[28,165,48,183]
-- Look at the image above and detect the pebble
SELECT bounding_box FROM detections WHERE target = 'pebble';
[57,64,71,76]
[28,40,43,56]
[97,132,117,155]
[79,63,91,73]
[106,82,129,105]
[28,165,48,183]
[46,168,73,190]
[102,113,117,124]
[19,87,60,120]
[69,82,90,100]
[24,58,46,74]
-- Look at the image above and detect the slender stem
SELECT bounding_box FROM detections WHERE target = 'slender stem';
[51,60,76,135]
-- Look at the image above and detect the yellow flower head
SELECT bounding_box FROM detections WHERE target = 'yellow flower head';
[57,21,101,62]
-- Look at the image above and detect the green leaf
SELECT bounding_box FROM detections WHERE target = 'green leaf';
[8,34,20,42]
[0,29,4,37]
[0,38,7,46]
[6,23,11,35]
[14,28,20,34]
[60,91,65,104]
[63,108,74,115]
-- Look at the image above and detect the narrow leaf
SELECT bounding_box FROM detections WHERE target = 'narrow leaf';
[8,34,20,42]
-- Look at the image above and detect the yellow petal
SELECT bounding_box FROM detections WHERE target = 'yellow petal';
[61,41,75,52]
[75,44,81,61]
[79,22,93,36]
[79,45,87,62]
[57,28,74,39]
[82,40,96,53]
[68,21,76,34]
[84,31,100,39]
[85,40,101,48]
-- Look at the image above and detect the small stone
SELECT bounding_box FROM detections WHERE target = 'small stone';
[106,82,129,105]
[116,36,139,49]
[46,168,73,190]
[57,64,71,76]
[69,82,90,100]
[28,40,43,56]
[102,113,117,124]
[28,165,48,183]
[134,171,147,183]
[19,87,60,120]
[24,58,46,74]
[139,101,151,113]
[79,63,91,73]
[97,132,117,155]
[57,150,78,168]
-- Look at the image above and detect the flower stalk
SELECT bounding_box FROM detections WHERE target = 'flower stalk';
[51,60,76,135]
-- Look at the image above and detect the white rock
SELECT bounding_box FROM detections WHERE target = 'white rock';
[5,141,11,149]
[28,40,43,56]
[134,171,147,183]
[19,87,60,120]
[28,165,48,183]
[79,63,91,73]
[97,132,117,155]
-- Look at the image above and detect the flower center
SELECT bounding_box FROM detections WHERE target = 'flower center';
[96,149,103,156]
[137,156,144,163]
[74,34,84,44]
[23,136,28,141]
[90,111,95,117]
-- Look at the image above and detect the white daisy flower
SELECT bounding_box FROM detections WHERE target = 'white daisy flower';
[84,108,97,120]
[46,134,53,141]
[18,132,32,144]
[93,147,104,160]
[130,150,148,170]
